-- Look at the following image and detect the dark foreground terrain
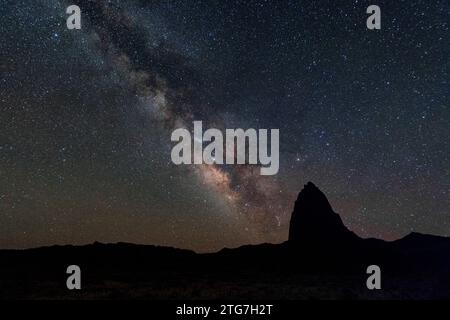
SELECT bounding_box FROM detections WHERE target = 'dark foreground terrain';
[1,182,449,300]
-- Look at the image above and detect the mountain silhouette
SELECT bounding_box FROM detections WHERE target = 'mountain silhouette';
[289,182,359,245]
[0,182,449,299]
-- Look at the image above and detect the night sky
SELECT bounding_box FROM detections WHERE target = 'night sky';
[1,0,449,252]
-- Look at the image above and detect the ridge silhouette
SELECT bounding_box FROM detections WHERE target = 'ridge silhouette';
[0,181,449,299]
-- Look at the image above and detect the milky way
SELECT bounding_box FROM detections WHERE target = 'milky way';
[1,0,449,252]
